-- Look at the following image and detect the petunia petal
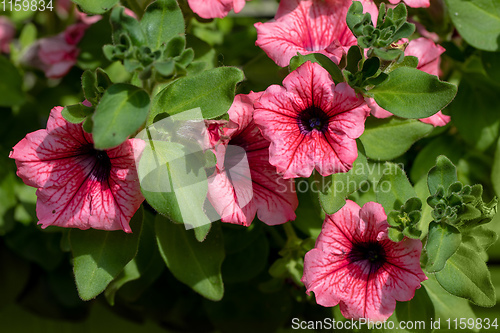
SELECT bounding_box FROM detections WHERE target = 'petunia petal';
[207,92,298,225]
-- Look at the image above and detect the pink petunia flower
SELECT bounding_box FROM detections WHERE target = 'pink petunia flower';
[254,61,370,179]
[0,16,15,53]
[207,92,298,226]
[9,106,145,233]
[187,0,248,19]
[255,0,378,67]
[22,23,90,79]
[302,200,427,321]
[368,37,450,127]
[389,0,430,8]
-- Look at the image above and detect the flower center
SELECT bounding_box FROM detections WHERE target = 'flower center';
[298,106,329,133]
[89,149,112,182]
[348,241,387,272]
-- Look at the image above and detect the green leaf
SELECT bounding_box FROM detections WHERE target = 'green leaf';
[289,53,344,83]
[435,244,496,307]
[81,70,99,105]
[462,226,498,258]
[92,83,150,149]
[361,57,380,78]
[104,210,160,305]
[360,117,433,160]
[61,103,94,124]
[425,222,462,273]
[482,51,500,82]
[427,155,458,196]
[72,0,120,14]
[148,67,244,123]
[114,210,165,303]
[367,67,457,119]
[423,274,478,326]
[491,137,500,197]
[18,23,37,50]
[448,74,500,151]
[375,162,416,213]
[372,47,404,62]
[0,55,24,107]
[346,45,363,74]
[396,287,434,333]
[137,140,212,228]
[70,206,143,301]
[194,223,211,242]
[104,258,140,306]
[156,216,225,301]
[140,0,185,50]
[445,0,500,51]
[110,6,146,47]
[410,136,463,183]
[318,142,368,214]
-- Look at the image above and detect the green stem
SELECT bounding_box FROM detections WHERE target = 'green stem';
[283,223,299,243]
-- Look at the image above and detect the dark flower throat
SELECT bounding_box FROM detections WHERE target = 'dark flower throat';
[298,106,329,133]
[89,148,112,182]
[348,241,387,272]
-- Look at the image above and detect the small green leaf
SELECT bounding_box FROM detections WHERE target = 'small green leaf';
[435,244,496,307]
[70,206,143,301]
[81,70,99,105]
[92,83,150,149]
[425,222,461,273]
[72,0,119,14]
[361,57,380,78]
[194,223,211,242]
[0,55,24,107]
[318,142,368,214]
[18,23,37,50]
[367,67,457,119]
[462,226,498,256]
[148,67,244,123]
[372,47,404,62]
[375,162,416,213]
[61,104,94,124]
[289,53,344,83]
[445,0,500,51]
[346,45,363,74]
[360,117,433,160]
[140,0,185,50]
[156,216,224,301]
[110,6,146,47]
[427,155,458,196]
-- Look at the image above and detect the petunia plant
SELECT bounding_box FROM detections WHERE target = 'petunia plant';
[1,0,500,331]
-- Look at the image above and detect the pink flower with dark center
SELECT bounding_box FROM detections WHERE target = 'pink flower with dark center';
[207,92,298,226]
[255,0,378,67]
[22,23,89,79]
[254,61,370,179]
[9,107,145,233]
[302,200,427,321]
[187,0,248,19]
[368,37,450,127]
[389,0,430,8]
